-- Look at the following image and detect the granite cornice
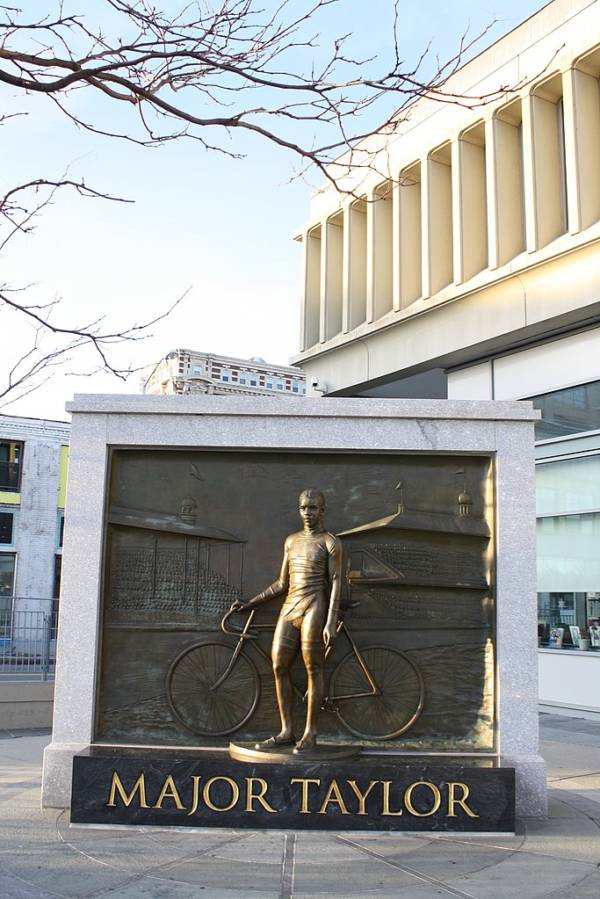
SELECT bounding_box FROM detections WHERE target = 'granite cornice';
[66,394,540,422]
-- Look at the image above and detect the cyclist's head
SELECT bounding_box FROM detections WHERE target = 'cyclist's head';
[298,489,326,530]
[299,488,325,509]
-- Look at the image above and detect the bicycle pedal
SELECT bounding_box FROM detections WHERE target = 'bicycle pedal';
[321,700,337,713]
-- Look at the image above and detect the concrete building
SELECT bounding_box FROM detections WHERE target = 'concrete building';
[0,414,69,727]
[0,415,69,613]
[292,0,600,717]
[142,349,306,397]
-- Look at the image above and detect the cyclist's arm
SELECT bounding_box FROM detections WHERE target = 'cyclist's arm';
[324,536,343,645]
[244,539,290,609]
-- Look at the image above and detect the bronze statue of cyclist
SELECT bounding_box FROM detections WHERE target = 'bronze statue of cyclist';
[230,488,342,754]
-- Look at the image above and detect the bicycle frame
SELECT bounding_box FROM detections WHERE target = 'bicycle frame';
[219,608,382,707]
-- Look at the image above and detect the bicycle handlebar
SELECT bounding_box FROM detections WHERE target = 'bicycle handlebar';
[221,605,257,638]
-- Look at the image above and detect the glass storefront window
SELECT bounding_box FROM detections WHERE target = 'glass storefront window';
[536,454,600,516]
[530,379,600,440]
[536,454,600,648]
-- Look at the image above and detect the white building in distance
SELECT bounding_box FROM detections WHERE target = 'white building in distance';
[1,415,69,613]
[292,0,600,717]
[0,414,69,727]
[142,349,307,398]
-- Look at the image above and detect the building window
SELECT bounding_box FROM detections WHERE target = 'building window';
[267,382,273,389]
[239,377,246,385]
[53,554,62,600]
[292,384,299,393]
[0,440,23,491]
[277,383,283,390]
[529,380,600,440]
[0,552,16,598]
[57,511,65,550]
[250,379,257,387]
[0,511,14,545]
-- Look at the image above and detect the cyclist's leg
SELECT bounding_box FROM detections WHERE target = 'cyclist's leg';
[295,603,326,752]
[262,615,300,745]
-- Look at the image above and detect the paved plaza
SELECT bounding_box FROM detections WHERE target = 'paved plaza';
[1,715,600,898]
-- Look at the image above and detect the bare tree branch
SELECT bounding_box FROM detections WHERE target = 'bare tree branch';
[0,2,547,405]
[0,1,545,188]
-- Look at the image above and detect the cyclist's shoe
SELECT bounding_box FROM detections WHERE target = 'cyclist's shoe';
[293,734,317,753]
[254,734,295,750]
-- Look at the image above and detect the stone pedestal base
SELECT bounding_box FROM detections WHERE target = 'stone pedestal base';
[503,753,548,817]
[42,741,90,808]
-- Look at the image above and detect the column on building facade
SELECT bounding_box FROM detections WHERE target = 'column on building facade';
[321,212,344,341]
[526,74,569,250]
[423,142,453,297]
[393,161,422,310]
[484,115,500,271]
[488,101,526,267]
[454,123,488,283]
[521,91,538,253]
[298,233,308,352]
[366,184,393,323]
[343,199,367,332]
[561,66,583,235]
[563,56,600,234]
[303,225,321,350]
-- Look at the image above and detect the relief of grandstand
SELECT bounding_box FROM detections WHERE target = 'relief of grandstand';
[337,481,490,592]
[105,497,245,625]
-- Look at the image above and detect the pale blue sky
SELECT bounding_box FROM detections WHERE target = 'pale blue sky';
[0,0,548,420]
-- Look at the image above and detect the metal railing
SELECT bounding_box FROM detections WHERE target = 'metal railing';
[0,599,57,681]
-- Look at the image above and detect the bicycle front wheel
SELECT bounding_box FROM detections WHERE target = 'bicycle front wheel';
[166,640,260,737]
[330,645,424,740]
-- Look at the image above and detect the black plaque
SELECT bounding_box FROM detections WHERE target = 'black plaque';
[71,748,514,833]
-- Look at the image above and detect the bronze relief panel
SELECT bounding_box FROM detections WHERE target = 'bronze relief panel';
[96,450,495,752]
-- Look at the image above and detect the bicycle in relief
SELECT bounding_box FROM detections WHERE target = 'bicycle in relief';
[166,489,425,746]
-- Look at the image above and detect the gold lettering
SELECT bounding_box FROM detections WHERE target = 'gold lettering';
[202,776,240,812]
[318,779,349,815]
[346,780,378,815]
[381,780,403,816]
[153,774,185,810]
[106,771,148,808]
[290,778,320,814]
[245,777,276,813]
[447,782,479,818]
[404,781,442,817]
[187,776,202,816]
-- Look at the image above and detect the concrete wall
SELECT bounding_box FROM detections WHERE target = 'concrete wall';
[538,650,600,716]
[447,326,600,401]
[0,682,54,729]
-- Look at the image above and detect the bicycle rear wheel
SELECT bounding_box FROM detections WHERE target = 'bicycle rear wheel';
[166,640,260,737]
[330,645,424,740]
